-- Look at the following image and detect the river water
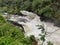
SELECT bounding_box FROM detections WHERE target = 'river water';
[6,11,60,45]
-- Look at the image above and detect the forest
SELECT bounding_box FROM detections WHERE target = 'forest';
[0,0,60,21]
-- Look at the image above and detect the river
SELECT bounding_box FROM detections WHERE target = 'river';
[3,11,60,45]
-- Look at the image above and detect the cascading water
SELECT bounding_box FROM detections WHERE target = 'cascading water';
[7,11,60,45]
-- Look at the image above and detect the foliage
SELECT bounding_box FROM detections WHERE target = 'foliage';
[54,10,60,21]
[21,37,32,45]
[37,25,46,45]
[0,15,32,45]
[37,25,53,45]
[30,35,35,41]
[0,0,60,21]
[47,41,53,45]
[0,15,5,23]
[30,35,38,45]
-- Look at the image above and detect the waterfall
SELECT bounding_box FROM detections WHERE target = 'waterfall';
[7,11,60,45]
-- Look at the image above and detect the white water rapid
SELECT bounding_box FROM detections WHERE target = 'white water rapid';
[8,11,60,45]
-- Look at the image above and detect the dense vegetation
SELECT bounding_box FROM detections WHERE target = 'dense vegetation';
[0,15,32,45]
[0,0,60,45]
[0,0,60,22]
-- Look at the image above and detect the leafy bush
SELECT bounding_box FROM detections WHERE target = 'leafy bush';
[0,15,5,23]
[0,15,32,45]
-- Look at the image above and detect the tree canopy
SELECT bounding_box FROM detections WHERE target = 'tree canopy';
[0,0,60,21]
